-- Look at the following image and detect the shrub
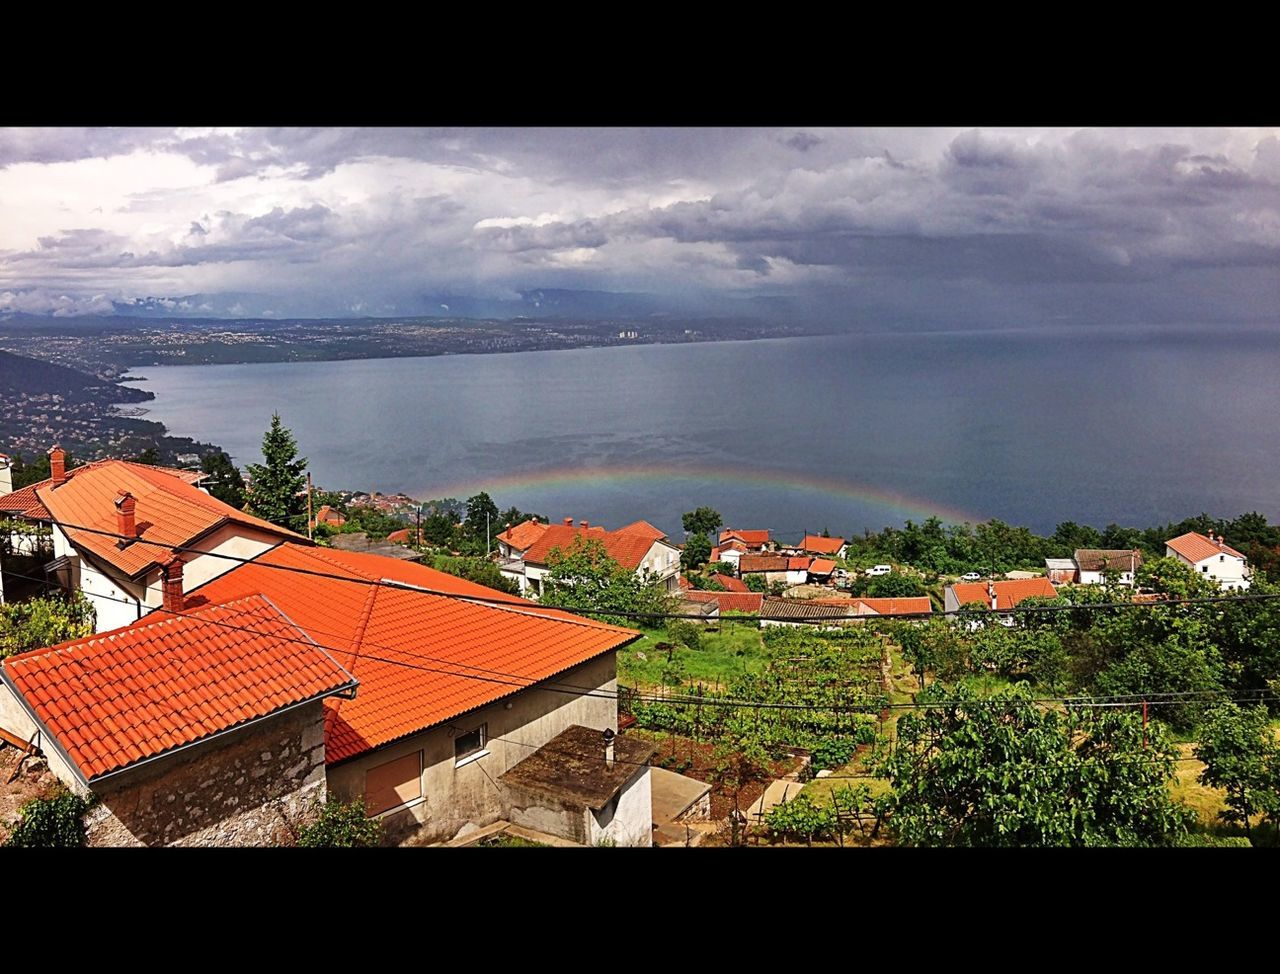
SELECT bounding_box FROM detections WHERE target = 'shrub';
[296,798,384,848]
[4,790,92,847]
[809,736,859,772]
[666,620,702,651]
[765,794,836,844]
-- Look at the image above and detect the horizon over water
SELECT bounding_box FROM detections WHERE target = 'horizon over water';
[121,328,1280,541]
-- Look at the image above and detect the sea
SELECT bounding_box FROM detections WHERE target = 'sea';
[120,327,1280,541]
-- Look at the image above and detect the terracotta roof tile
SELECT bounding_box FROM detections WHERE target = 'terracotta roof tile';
[521,521,669,572]
[949,577,1058,611]
[855,597,932,616]
[36,460,304,579]
[1166,532,1245,564]
[799,535,846,555]
[709,573,750,592]
[1,595,356,781]
[719,529,771,547]
[681,591,764,614]
[496,518,549,552]
[189,543,640,764]
[739,554,791,573]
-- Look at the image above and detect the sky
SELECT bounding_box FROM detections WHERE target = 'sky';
[1,126,1277,327]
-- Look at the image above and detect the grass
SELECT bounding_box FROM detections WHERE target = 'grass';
[617,623,766,689]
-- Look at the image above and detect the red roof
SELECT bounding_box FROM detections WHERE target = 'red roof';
[808,558,837,575]
[521,520,669,572]
[189,543,640,764]
[618,520,666,540]
[856,596,932,616]
[497,518,549,552]
[949,577,1058,611]
[682,590,764,614]
[1,595,357,782]
[788,556,812,571]
[313,505,347,526]
[0,459,204,521]
[800,535,846,555]
[710,573,749,592]
[36,460,304,579]
[719,529,770,547]
[1166,531,1245,564]
[739,554,790,573]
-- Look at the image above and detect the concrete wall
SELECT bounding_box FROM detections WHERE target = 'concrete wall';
[587,765,652,847]
[83,701,327,847]
[1077,569,1135,586]
[0,680,88,789]
[326,652,619,845]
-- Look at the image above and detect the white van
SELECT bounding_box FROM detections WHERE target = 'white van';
[865,564,892,576]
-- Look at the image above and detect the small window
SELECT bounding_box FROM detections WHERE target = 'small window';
[365,750,423,816]
[1219,555,1225,561]
[455,724,488,765]
[1202,565,1209,573]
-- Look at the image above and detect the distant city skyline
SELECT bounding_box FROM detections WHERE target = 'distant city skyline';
[1,126,1277,327]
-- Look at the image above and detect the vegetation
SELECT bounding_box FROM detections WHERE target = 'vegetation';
[682,507,722,539]
[681,532,712,570]
[296,798,384,848]
[876,684,1194,847]
[427,555,520,595]
[4,789,92,847]
[200,450,247,509]
[1194,702,1279,836]
[245,413,309,532]
[0,592,94,659]
[537,536,676,626]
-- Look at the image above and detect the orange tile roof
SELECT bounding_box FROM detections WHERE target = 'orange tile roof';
[617,520,666,540]
[719,529,770,547]
[739,554,791,573]
[1166,531,1245,564]
[682,590,764,614]
[710,573,750,592]
[36,460,304,579]
[0,595,357,782]
[788,556,812,571]
[313,505,346,526]
[808,558,837,575]
[949,577,1059,611]
[189,543,641,764]
[0,459,204,521]
[496,518,550,552]
[521,521,669,572]
[855,596,933,616]
[800,535,846,555]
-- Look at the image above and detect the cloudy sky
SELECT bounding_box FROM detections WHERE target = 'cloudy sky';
[1,126,1277,326]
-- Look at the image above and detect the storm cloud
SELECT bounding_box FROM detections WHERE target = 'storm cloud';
[0,126,1276,325]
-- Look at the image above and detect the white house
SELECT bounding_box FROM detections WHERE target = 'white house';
[16,446,304,632]
[508,517,682,598]
[1166,531,1251,591]
[1073,548,1143,586]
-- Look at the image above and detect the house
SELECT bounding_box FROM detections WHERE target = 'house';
[681,589,764,617]
[718,528,771,552]
[510,517,682,598]
[794,534,848,559]
[739,554,810,588]
[849,596,933,618]
[1073,548,1142,586]
[1166,531,1251,590]
[1045,558,1078,585]
[709,540,746,571]
[310,504,347,530]
[760,597,854,628]
[0,541,651,846]
[807,558,837,583]
[11,446,305,633]
[709,573,750,593]
[496,517,549,560]
[943,577,1059,626]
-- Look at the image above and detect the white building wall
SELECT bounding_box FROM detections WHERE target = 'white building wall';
[1169,547,1252,591]
[587,765,653,847]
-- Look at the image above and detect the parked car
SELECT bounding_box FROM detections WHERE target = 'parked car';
[960,572,982,581]
[866,564,892,576]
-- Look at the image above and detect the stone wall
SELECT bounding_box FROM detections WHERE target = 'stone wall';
[84,700,327,847]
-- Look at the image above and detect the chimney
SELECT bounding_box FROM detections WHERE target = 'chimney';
[162,557,185,613]
[114,490,137,541]
[49,445,67,485]
[603,727,615,769]
[580,520,589,530]
[0,454,11,497]
[563,517,574,527]
[988,580,998,611]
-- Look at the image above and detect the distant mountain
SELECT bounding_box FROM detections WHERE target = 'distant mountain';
[0,349,149,403]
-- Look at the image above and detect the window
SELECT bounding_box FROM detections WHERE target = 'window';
[1220,555,1225,561]
[454,723,488,766]
[1202,565,1209,573]
[365,750,423,816]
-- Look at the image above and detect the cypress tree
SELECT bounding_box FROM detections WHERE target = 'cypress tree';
[245,413,308,532]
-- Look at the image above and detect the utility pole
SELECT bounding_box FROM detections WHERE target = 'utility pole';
[416,504,422,549]
[486,510,490,556]
[306,471,313,540]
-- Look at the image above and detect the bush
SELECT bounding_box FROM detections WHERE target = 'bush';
[765,794,836,844]
[4,790,92,847]
[809,736,859,772]
[666,620,702,651]
[296,798,384,848]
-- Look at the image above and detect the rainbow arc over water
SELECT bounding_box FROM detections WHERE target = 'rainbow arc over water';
[417,464,983,527]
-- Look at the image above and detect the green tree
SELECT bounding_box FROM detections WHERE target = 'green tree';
[428,555,520,596]
[200,450,247,509]
[0,593,95,659]
[133,446,160,465]
[864,572,924,598]
[1194,702,1279,836]
[296,798,383,848]
[681,532,711,570]
[682,507,722,539]
[744,574,767,593]
[877,684,1193,847]
[462,491,501,553]
[245,414,309,533]
[537,536,675,626]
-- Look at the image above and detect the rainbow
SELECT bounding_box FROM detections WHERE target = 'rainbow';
[413,464,983,527]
